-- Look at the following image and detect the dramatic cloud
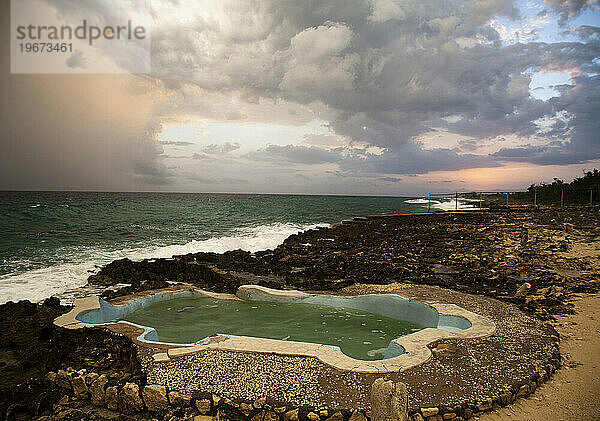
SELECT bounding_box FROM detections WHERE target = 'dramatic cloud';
[0,73,170,190]
[544,0,600,24]
[573,25,600,39]
[248,144,342,164]
[201,142,241,154]
[148,0,599,177]
[160,141,195,146]
[2,0,599,193]
[248,143,501,175]
[0,2,169,191]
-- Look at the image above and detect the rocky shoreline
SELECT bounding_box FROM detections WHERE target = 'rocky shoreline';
[1,208,598,420]
[91,208,600,319]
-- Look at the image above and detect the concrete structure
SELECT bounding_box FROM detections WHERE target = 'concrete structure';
[55,285,495,373]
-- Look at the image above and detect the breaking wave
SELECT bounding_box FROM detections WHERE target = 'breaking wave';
[0,223,324,305]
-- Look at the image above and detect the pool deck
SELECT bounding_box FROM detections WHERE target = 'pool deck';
[55,283,558,413]
[55,284,495,373]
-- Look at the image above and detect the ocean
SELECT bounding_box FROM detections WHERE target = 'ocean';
[0,191,476,304]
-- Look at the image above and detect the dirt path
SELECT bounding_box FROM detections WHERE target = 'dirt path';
[479,293,600,421]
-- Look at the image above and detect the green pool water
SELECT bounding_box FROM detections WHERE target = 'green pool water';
[122,296,425,360]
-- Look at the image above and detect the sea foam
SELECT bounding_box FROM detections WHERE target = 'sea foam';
[0,222,324,305]
[405,197,478,211]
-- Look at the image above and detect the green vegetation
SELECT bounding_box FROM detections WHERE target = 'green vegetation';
[462,169,599,207]
[527,169,599,206]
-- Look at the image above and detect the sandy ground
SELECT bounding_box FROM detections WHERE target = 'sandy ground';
[479,293,600,421]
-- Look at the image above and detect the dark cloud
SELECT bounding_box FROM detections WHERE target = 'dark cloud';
[0,2,170,191]
[247,144,341,164]
[491,144,591,165]
[42,0,152,72]
[0,75,170,190]
[201,142,241,154]
[3,0,600,193]
[337,148,501,175]
[151,0,600,174]
[457,139,479,151]
[572,25,600,40]
[248,143,501,175]
[492,145,547,158]
[160,141,195,146]
[491,74,600,165]
[544,0,599,25]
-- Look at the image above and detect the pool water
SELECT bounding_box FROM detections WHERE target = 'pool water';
[122,296,425,360]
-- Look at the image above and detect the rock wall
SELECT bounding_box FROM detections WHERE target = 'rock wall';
[40,355,560,421]
[43,367,371,421]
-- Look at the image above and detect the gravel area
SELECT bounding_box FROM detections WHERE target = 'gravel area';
[141,349,328,407]
[347,283,560,409]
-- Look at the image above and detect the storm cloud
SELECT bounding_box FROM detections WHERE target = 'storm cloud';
[1,0,599,193]
[149,0,600,176]
[201,142,241,154]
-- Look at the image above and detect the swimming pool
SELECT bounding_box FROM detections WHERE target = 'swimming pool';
[71,285,475,366]
[122,295,426,360]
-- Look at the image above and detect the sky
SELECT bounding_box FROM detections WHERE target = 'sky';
[1,0,599,195]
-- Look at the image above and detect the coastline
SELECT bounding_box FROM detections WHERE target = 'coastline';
[1,208,599,420]
[0,192,477,306]
[90,208,600,320]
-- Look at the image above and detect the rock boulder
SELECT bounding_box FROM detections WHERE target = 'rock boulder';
[90,374,109,406]
[370,378,408,421]
[120,382,144,414]
[143,384,168,412]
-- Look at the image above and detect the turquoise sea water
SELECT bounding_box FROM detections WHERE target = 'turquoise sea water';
[0,191,473,303]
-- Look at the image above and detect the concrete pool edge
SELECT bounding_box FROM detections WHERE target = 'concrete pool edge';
[54,285,496,373]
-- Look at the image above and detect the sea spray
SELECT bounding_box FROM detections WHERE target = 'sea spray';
[0,222,323,304]
[0,191,439,304]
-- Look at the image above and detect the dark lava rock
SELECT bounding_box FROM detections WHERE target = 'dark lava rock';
[88,209,600,319]
[90,257,241,299]
[0,299,143,419]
